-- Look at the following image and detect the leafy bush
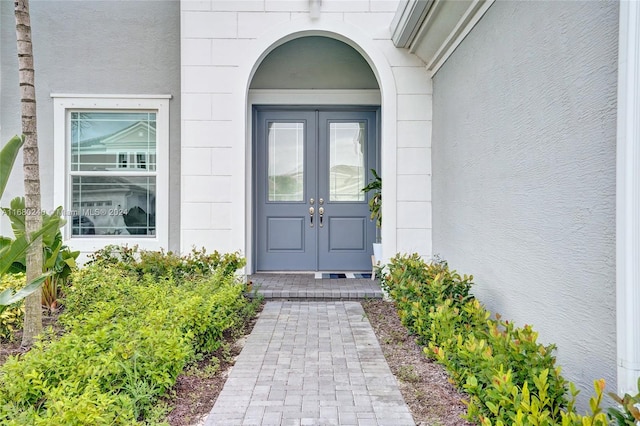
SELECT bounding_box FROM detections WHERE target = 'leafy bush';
[381,254,474,340]
[608,377,640,424]
[381,253,609,425]
[0,273,26,341]
[87,245,244,280]
[0,248,257,425]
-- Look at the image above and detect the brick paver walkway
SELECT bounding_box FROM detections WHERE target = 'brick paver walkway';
[205,301,414,426]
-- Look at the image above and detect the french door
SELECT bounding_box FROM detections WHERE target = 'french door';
[254,107,378,271]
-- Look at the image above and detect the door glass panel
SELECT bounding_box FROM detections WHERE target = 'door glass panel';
[268,122,304,201]
[329,122,365,201]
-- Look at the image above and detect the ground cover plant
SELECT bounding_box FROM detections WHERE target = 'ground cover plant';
[0,246,259,425]
[381,253,611,426]
[0,273,27,341]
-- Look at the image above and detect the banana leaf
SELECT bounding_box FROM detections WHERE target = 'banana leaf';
[0,135,24,198]
[0,217,60,276]
[0,273,50,306]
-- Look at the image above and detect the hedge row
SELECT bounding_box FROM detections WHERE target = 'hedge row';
[381,253,608,426]
[0,247,257,425]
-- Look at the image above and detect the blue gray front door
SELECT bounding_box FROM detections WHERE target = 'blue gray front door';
[255,108,378,271]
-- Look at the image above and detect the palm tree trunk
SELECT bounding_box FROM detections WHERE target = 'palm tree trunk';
[15,0,43,348]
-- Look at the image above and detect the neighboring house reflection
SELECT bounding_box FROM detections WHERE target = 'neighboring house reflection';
[71,119,157,236]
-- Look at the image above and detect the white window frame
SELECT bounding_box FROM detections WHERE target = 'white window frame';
[52,94,171,253]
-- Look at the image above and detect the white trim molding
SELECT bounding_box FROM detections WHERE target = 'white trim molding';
[248,89,381,106]
[390,0,494,76]
[616,0,640,396]
[51,95,171,253]
[391,0,433,48]
[50,94,172,100]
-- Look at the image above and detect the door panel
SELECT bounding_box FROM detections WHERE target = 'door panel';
[256,111,316,271]
[328,217,366,250]
[318,111,376,271]
[267,217,304,250]
[255,108,377,271]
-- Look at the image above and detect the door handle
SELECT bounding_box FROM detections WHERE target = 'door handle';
[318,207,324,227]
[309,206,315,227]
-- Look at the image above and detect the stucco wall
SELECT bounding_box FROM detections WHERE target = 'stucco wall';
[181,0,433,267]
[431,0,618,404]
[0,0,181,251]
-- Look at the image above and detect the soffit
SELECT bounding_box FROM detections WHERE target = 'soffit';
[391,0,494,75]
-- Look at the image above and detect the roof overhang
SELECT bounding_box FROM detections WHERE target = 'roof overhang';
[391,0,495,76]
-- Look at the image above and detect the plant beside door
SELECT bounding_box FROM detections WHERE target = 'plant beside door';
[362,169,382,264]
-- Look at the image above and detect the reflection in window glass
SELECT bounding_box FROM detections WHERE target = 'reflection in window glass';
[69,111,158,238]
[268,122,304,201]
[330,122,365,201]
[71,176,156,236]
[71,112,156,172]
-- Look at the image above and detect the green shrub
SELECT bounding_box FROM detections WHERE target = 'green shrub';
[0,248,256,425]
[382,253,609,426]
[381,254,473,335]
[0,273,26,341]
[87,245,245,281]
[608,377,640,425]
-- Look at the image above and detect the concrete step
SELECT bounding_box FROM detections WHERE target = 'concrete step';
[247,273,383,300]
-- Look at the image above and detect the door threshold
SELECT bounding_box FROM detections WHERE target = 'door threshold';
[314,272,373,279]
[253,271,372,278]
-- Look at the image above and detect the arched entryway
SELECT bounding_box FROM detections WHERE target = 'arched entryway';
[249,36,381,272]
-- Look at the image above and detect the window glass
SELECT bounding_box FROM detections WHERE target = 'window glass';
[69,110,158,238]
[71,176,156,236]
[268,122,304,202]
[71,112,157,172]
[329,122,365,201]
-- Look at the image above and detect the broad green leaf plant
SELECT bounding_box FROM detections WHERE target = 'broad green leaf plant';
[362,168,381,241]
[2,197,78,310]
[0,136,57,316]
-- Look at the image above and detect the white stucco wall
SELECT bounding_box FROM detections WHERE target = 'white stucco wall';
[431,0,619,406]
[180,0,433,270]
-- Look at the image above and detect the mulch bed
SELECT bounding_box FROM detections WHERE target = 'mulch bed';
[163,302,263,426]
[362,299,474,426]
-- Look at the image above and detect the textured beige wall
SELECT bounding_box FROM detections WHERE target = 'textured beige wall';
[431,0,619,408]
